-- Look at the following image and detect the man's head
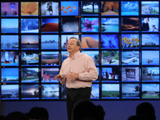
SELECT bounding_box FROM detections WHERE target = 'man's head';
[136,102,156,120]
[67,37,81,54]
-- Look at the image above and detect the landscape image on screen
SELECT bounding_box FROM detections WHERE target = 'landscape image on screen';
[41,2,59,16]
[81,1,99,16]
[41,84,59,99]
[1,68,19,83]
[102,84,119,99]
[142,84,159,99]
[142,34,159,49]
[121,67,139,82]
[101,1,119,16]
[21,35,39,50]
[121,18,139,32]
[41,51,59,66]
[21,84,39,100]
[1,18,19,33]
[141,1,159,15]
[81,34,99,49]
[101,18,119,32]
[41,68,59,83]
[1,2,19,17]
[1,35,19,50]
[21,68,39,83]
[121,1,139,16]
[101,34,119,49]
[101,51,119,65]
[142,51,159,65]
[1,85,19,100]
[142,67,159,82]
[41,35,59,49]
[21,19,39,33]
[122,84,140,99]
[41,18,59,33]
[121,51,139,65]
[121,34,139,49]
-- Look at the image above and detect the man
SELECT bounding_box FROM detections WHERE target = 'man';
[55,37,98,120]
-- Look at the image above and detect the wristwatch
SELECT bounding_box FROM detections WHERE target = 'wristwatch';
[61,74,64,78]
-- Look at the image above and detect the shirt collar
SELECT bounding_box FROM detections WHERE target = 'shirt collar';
[68,51,80,60]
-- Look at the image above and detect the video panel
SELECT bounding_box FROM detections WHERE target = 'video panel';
[21,2,39,16]
[101,67,119,82]
[1,35,19,50]
[121,67,140,82]
[102,84,120,99]
[141,1,159,15]
[21,35,39,50]
[41,51,59,66]
[61,18,79,33]
[21,84,39,100]
[41,35,59,50]
[101,51,119,65]
[21,68,39,83]
[1,68,19,83]
[142,84,160,99]
[21,51,39,66]
[81,18,99,32]
[1,18,19,33]
[1,85,19,100]
[41,84,59,99]
[61,1,79,16]
[101,34,119,49]
[122,84,140,99]
[121,1,139,16]
[101,18,119,32]
[81,34,99,49]
[1,51,19,66]
[1,2,19,17]
[142,67,159,82]
[81,1,99,16]
[41,68,59,83]
[41,2,59,16]
[101,1,119,16]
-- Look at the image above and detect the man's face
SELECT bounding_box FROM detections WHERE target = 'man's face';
[67,39,80,54]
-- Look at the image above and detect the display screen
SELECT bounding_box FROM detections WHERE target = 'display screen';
[1,0,160,101]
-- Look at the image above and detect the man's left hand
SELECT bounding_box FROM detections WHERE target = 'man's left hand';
[67,72,79,81]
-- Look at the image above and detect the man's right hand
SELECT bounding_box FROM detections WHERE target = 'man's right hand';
[54,74,64,80]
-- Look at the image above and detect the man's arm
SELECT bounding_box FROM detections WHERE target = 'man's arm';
[78,56,98,81]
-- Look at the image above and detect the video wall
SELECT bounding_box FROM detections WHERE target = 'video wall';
[0,1,160,101]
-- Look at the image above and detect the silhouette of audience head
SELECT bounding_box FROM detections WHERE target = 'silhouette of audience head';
[27,107,49,120]
[7,111,27,120]
[73,101,105,120]
[136,102,156,120]
[0,115,8,120]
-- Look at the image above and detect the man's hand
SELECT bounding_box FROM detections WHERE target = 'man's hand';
[54,74,64,80]
[67,72,79,82]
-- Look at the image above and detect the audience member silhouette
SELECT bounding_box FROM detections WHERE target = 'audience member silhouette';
[73,101,105,120]
[136,102,156,120]
[7,111,27,120]
[0,115,9,120]
[27,107,49,120]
